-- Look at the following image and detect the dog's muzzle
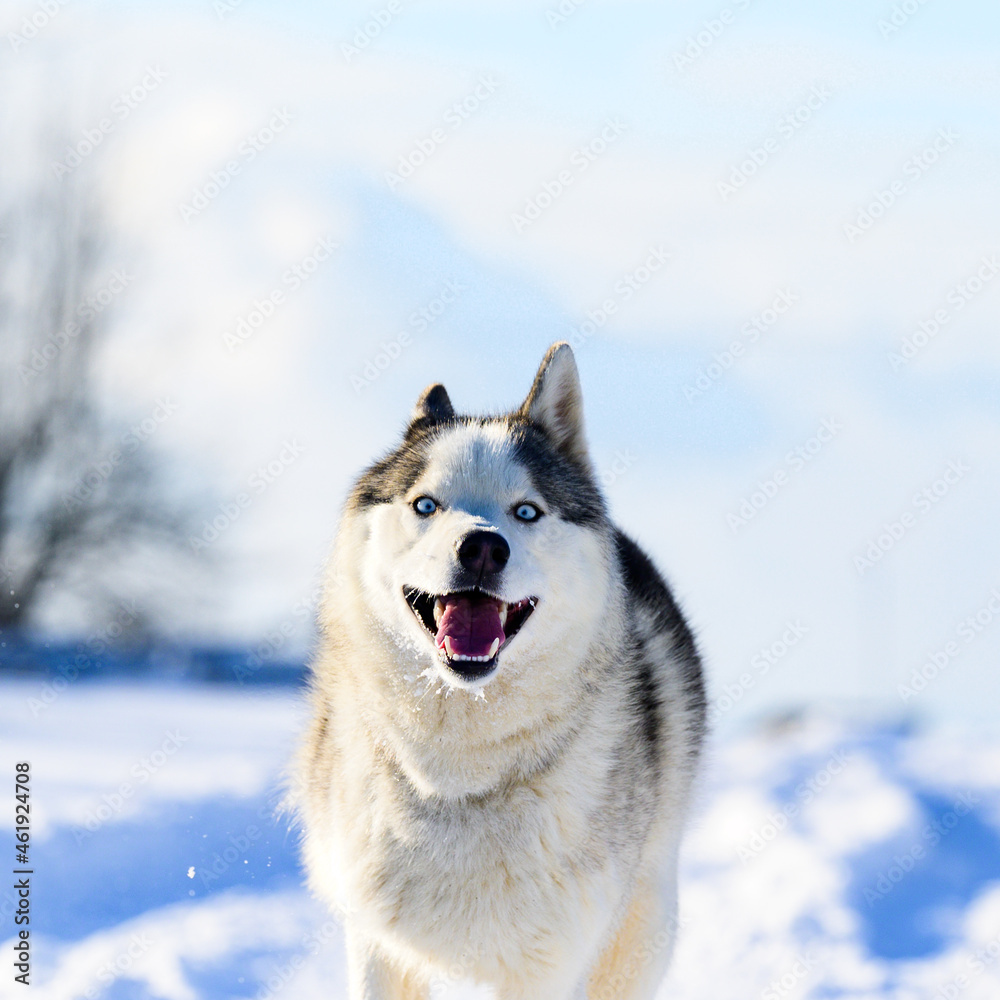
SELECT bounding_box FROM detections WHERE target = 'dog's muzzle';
[403,587,537,680]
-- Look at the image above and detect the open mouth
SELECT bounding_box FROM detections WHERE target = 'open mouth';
[402,587,537,679]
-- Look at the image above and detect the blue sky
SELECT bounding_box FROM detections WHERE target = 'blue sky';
[3,0,999,725]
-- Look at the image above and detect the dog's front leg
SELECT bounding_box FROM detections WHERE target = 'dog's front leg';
[495,964,589,1000]
[345,929,427,1000]
[586,871,679,1000]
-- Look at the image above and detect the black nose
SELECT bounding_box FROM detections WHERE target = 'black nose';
[457,530,510,576]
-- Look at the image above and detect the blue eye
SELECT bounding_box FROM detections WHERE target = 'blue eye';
[514,502,541,522]
[413,496,437,516]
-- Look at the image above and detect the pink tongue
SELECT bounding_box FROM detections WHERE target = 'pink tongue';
[435,595,505,658]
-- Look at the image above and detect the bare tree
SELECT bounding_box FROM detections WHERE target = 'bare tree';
[0,142,208,641]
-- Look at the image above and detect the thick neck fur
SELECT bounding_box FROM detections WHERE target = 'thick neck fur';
[316,519,627,801]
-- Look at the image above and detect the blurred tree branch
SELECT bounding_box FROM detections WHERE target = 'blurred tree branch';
[0,141,210,639]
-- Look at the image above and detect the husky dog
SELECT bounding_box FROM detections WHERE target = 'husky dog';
[294,343,705,999]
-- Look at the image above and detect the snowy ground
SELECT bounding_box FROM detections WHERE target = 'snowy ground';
[2,680,999,1000]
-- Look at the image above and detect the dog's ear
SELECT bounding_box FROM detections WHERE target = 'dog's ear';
[409,383,455,429]
[519,342,589,464]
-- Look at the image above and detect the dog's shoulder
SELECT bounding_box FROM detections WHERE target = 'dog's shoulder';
[612,530,694,652]
[611,527,705,734]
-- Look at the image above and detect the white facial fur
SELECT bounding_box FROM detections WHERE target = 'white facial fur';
[356,421,611,690]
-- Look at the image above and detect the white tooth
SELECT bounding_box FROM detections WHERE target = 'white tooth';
[488,638,500,658]
[444,635,455,658]
[498,604,508,628]
[434,598,445,625]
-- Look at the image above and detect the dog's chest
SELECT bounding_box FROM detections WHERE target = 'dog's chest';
[340,768,617,972]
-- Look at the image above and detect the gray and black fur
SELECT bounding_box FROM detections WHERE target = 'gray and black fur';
[293,342,706,1000]
[351,385,608,528]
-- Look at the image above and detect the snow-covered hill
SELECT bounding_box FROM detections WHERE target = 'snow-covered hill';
[2,680,998,999]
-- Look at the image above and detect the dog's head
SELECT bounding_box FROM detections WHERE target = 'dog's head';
[341,342,613,690]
